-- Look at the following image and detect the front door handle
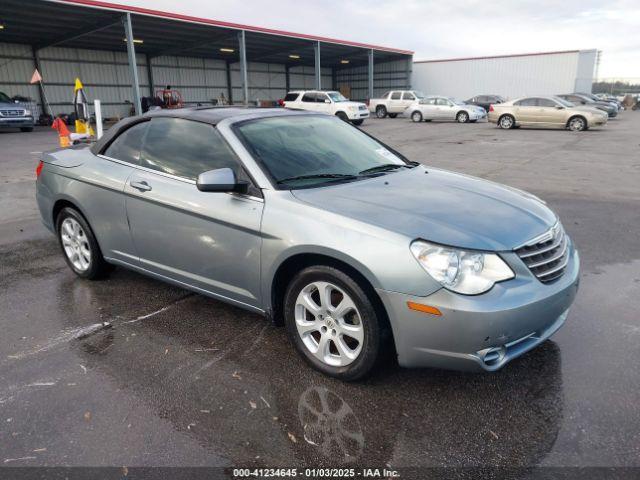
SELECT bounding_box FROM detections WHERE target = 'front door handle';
[130,180,152,192]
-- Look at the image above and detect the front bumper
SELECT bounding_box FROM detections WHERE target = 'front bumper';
[469,110,487,120]
[0,116,34,128]
[377,245,580,372]
[348,110,369,120]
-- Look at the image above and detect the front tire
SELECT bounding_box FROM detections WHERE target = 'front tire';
[388,113,398,118]
[20,127,34,132]
[336,111,349,122]
[411,111,423,123]
[375,106,387,118]
[284,266,383,381]
[456,111,469,123]
[56,207,112,280]
[498,114,515,129]
[351,119,364,126]
[567,116,587,131]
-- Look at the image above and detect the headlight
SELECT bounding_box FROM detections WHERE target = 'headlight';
[410,240,514,295]
[24,109,32,116]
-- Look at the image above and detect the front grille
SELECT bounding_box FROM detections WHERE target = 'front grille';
[0,109,25,117]
[515,222,569,283]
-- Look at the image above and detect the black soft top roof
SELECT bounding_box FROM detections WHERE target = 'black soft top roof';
[91,107,297,155]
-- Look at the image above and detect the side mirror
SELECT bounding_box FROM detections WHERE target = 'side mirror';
[324,99,331,104]
[196,167,249,194]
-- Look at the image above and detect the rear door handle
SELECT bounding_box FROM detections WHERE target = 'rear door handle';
[130,180,152,192]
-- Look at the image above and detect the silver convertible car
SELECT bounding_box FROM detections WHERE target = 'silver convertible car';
[36,108,580,380]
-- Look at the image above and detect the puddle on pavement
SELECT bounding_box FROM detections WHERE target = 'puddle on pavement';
[1,259,639,467]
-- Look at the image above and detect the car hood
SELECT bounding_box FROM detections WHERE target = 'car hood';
[291,166,557,251]
[0,101,25,108]
[571,105,607,115]
[336,101,366,108]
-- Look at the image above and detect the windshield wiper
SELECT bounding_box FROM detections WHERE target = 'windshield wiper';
[359,163,416,175]
[276,173,359,184]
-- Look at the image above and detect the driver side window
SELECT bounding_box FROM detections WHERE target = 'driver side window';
[435,98,450,106]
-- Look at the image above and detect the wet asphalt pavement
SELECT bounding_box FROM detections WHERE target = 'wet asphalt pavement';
[0,114,639,474]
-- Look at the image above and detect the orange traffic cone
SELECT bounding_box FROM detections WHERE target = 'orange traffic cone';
[51,117,71,147]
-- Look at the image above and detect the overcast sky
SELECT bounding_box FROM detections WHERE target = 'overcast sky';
[124,0,640,78]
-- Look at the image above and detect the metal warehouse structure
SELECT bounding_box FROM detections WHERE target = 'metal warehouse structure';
[412,50,598,100]
[0,0,413,118]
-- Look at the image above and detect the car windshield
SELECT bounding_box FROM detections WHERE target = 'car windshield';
[0,92,12,103]
[413,91,425,99]
[449,97,465,105]
[327,92,348,102]
[235,115,409,188]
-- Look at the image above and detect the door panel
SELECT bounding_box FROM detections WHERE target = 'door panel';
[125,170,264,307]
[76,155,138,263]
[388,92,404,113]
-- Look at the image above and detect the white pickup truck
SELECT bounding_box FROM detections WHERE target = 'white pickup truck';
[282,90,369,125]
[368,90,425,118]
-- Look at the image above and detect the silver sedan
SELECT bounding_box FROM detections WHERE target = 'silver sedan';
[407,96,487,123]
[36,108,579,380]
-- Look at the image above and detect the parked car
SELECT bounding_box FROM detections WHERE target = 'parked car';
[488,96,608,131]
[37,107,579,380]
[407,95,487,123]
[282,90,368,125]
[0,91,34,132]
[465,94,506,112]
[368,90,425,118]
[556,93,618,118]
[593,93,624,110]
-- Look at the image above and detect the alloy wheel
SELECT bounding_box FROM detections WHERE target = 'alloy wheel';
[569,117,585,131]
[457,112,468,123]
[294,281,364,367]
[499,116,514,129]
[60,217,92,272]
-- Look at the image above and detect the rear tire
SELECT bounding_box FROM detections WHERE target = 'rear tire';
[388,113,398,118]
[56,207,112,280]
[375,106,387,118]
[498,114,515,129]
[336,111,349,122]
[284,266,383,381]
[20,127,34,132]
[411,111,423,123]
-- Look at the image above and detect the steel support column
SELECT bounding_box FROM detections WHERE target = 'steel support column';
[285,65,290,92]
[123,13,141,115]
[146,53,154,98]
[31,46,49,117]
[314,41,321,90]
[238,30,249,105]
[225,60,233,104]
[368,49,374,100]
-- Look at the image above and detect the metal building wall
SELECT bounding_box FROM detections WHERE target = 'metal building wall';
[0,41,149,119]
[151,55,227,104]
[288,65,332,92]
[413,50,596,100]
[335,58,412,101]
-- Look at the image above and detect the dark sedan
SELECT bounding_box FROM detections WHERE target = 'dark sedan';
[557,93,618,118]
[465,94,506,112]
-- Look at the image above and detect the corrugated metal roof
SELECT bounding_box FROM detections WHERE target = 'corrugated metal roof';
[415,50,584,64]
[53,0,414,55]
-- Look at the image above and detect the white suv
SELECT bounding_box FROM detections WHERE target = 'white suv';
[368,90,425,118]
[282,91,369,125]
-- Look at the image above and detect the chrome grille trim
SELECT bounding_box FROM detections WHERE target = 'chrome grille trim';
[515,222,569,284]
[0,109,25,117]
